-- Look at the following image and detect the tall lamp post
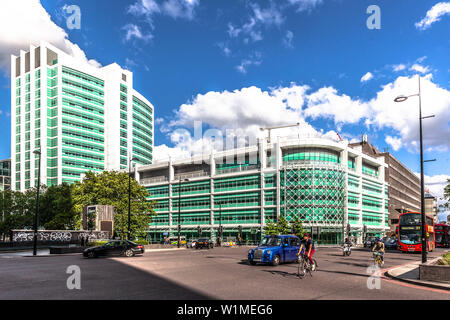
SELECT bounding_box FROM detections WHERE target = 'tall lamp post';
[32,149,41,256]
[177,177,189,248]
[394,74,434,263]
[128,157,138,240]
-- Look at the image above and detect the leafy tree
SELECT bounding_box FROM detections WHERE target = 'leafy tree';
[0,188,37,240]
[263,218,278,236]
[39,183,79,230]
[290,215,305,238]
[444,179,450,210]
[72,171,156,239]
[276,215,291,235]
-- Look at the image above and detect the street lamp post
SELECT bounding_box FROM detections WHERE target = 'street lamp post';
[177,177,189,248]
[394,75,434,263]
[128,157,138,240]
[32,149,41,256]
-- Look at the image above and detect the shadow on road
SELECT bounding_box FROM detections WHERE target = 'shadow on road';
[261,269,300,279]
[317,269,370,278]
[0,255,212,300]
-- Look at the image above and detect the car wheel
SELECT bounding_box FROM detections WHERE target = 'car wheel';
[249,260,256,265]
[125,249,134,257]
[87,251,96,258]
[271,255,280,266]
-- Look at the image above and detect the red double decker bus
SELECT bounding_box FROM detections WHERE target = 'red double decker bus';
[397,212,435,252]
[435,224,449,248]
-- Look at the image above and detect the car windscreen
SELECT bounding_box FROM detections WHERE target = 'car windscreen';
[260,237,282,246]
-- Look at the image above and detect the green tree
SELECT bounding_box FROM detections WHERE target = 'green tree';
[72,171,156,239]
[0,188,37,239]
[39,183,79,230]
[290,215,305,238]
[263,218,278,236]
[444,179,450,210]
[276,215,290,235]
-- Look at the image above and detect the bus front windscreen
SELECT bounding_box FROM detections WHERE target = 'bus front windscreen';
[399,213,421,225]
[399,227,421,244]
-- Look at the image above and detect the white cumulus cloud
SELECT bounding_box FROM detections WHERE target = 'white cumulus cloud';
[415,2,450,30]
[360,72,374,82]
[0,0,100,72]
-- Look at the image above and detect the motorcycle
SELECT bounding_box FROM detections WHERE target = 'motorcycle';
[342,243,352,256]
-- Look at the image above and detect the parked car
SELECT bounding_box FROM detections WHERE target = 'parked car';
[384,237,398,250]
[83,240,145,258]
[248,235,301,266]
[196,238,213,249]
[364,236,377,248]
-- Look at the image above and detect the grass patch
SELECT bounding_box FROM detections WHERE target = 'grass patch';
[436,252,450,266]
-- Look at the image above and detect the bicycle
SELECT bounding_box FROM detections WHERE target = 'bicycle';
[297,251,317,278]
[372,251,384,268]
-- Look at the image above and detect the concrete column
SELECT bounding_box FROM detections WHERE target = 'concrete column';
[275,138,282,219]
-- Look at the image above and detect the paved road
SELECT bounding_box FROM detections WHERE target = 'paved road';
[0,246,448,299]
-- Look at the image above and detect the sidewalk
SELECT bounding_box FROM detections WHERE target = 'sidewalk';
[385,261,450,291]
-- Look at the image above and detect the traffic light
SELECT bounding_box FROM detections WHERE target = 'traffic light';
[219,226,223,235]
[197,226,202,236]
[238,225,242,235]
[363,225,367,233]
[346,223,351,233]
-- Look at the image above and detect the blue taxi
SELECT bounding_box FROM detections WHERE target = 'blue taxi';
[248,235,301,266]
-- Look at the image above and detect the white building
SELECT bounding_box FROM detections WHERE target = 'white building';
[137,136,390,245]
[11,41,154,191]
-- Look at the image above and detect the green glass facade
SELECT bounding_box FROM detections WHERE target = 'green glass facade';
[142,144,388,245]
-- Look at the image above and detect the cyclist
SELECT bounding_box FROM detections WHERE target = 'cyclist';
[371,237,385,265]
[298,233,315,267]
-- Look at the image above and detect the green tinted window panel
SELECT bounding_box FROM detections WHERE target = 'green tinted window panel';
[132,96,153,115]
[62,129,103,143]
[62,66,104,87]
[62,149,104,162]
[62,118,104,134]
[62,78,104,97]
[47,148,58,157]
[132,121,152,137]
[62,109,104,125]
[147,186,169,198]
[62,138,104,153]
[62,88,103,107]
[47,98,57,107]
[47,67,57,78]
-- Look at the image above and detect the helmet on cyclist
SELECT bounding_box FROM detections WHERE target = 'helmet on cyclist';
[303,233,310,238]
[376,237,382,242]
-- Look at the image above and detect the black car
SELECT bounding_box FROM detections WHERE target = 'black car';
[83,240,145,258]
[384,237,398,250]
[364,236,377,248]
[195,238,213,249]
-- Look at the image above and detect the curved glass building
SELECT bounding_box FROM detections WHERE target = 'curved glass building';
[137,136,389,245]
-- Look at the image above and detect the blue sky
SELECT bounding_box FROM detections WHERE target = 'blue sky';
[0,0,449,216]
